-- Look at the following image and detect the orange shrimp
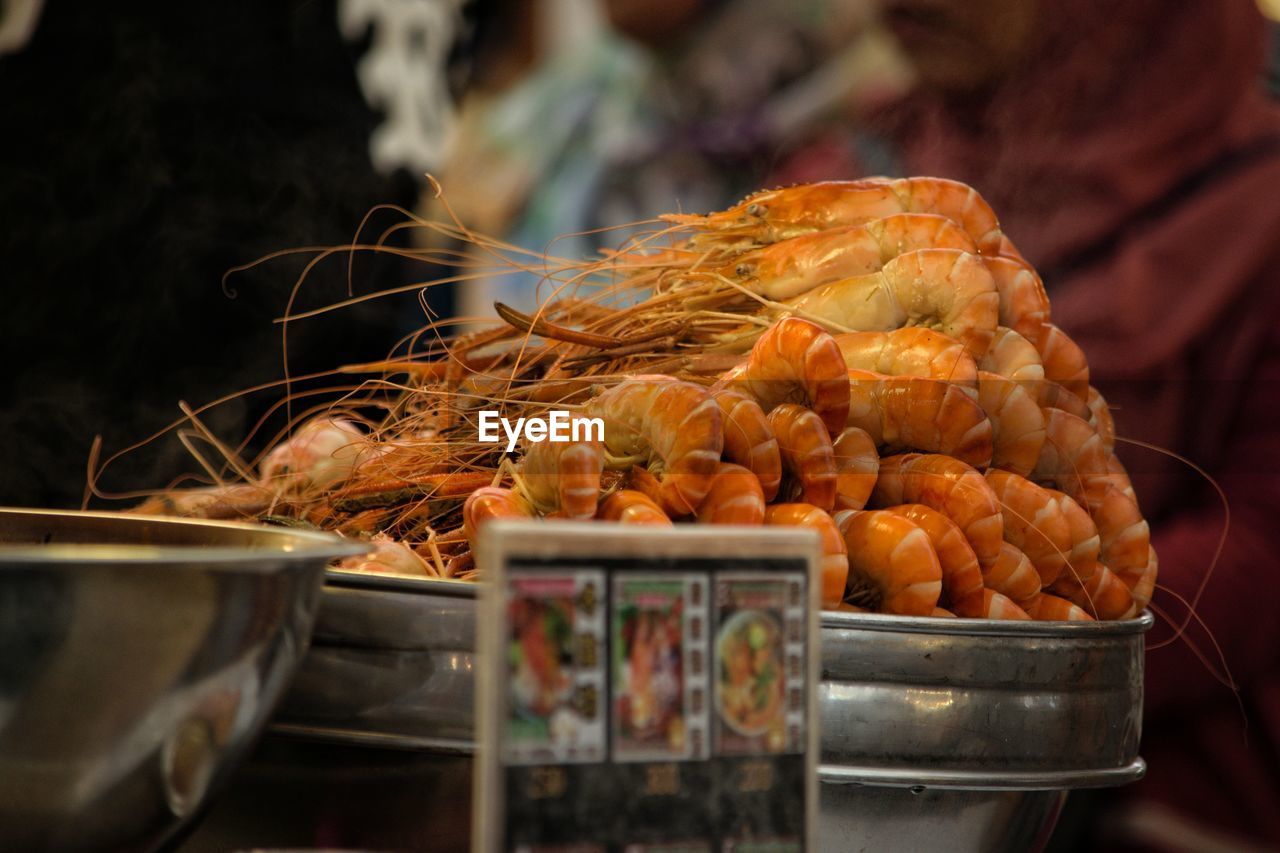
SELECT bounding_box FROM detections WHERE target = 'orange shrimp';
[1129,545,1158,611]
[721,316,850,436]
[976,372,1046,478]
[586,375,723,516]
[764,503,849,608]
[846,369,993,468]
[870,453,1004,568]
[1024,593,1094,621]
[785,249,999,359]
[932,607,957,617]
[834,327,978,390]
[724,213,977,300]
[984,469,1072,586]
[981,541,1042,611]
[978,327,1044,383]
[832,426,879,511]
[1044,488,1101,588]
[597,490,673,526]
[338,533,435,578]
[881,503,985,615]
[983,256,1051,345]
[1053,563,1136,621]
[260,415,370,492]
[768,403,838,511]
[1087,386,1116,453]
[667,178,1009,255]
[1037,380,1092,421]
[463,487,533,545]
[521,422,604,519]
[975,589,1033,620]
[837,509,943,616]
[712,389,783,500]
[1035,324,1090,400]
[1032,409,1148,581]
[695,463,766,525]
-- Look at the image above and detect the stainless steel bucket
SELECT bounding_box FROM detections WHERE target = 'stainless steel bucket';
[185,573,1149,852]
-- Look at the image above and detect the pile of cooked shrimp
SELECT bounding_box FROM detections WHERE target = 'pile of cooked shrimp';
[132,177,1153,620]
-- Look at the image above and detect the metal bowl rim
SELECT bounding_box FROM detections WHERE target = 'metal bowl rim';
[0,507,368,565]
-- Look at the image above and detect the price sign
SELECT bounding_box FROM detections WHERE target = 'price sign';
[474,522,820,853]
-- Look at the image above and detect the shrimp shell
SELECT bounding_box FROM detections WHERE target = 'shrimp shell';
[786,249,999,359]
[976,371,1046,478]
[983,256,1051,345]
[695,463,766,525]
[981,541,1042,611]
[463,487,533,545]
[726,213,977,300]
[978,327,1044,383]
[834,327,978,390]
[597,490,673,526]
[976,589,1033,620]
[1053,563,1136,621]
[764,503,849,607]
[722,317,851,436]
[713,389,783,500]
[587,375,723,516]
[1025,593,1094,621]
[870,453,1004,568]
[1035,324,1090,400]
[832,426,879,511]
[837,509,943,616]
[882,503,985,614]
[521,421,604,519]
[984,469,1073,587]
[847,369,993,468]
[768,403,838,511]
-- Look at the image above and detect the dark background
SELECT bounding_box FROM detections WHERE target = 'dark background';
[0,0,455,508]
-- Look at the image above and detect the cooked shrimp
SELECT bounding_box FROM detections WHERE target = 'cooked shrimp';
[764,503,848,607]
[721,316,850,436]
[696,463,766,525]
[984,469,1072,586]
[976,589,1032,620]
[983,256,1050,345]
[1087,387,1116,453]
[668,178,1008,255]
[832,426,879,511]
[837,509,943,616]
[1035,324,1090,400]
[978,327,1044,383]
[725,213,977,300]
[597,490,672,526]
[976,371,1046,478]
[463,486,533,545]
[846,369,993,468]
[768,403,838,510]
[520,422,604,519]
[870,453,1004,568]
[1052,563,1136,621]
[132,482,278,520]
[1045,488,1101,588]
[1024,593,1094,621]
[713,389,782,500]
[260,415,369,491]
[882,503,985,615]
[1129,545,1158,611]
[586,375,723,515]
[932,607,957,617]
[834,327,978,390]
[1089,484,1152,588]
[785,249,999,359]
[1037,380,1092,421]
[338,533,435,578]
[981,541,1042,611]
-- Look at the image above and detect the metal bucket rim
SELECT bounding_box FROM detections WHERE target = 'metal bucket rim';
[821,608,1154,637]
[817,758,1147,791]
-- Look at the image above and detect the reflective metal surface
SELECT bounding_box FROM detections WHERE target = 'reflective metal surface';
[261,575,1148,852]
[0,508,364,853]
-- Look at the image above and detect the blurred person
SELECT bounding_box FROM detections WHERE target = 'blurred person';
[869,1,1280,848]
[0,1,436,509]
[426,0,909,318]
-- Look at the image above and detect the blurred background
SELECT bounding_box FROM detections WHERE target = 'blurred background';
[4,0,1280,849]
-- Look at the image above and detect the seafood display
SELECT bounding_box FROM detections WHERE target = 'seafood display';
[128,176,1151,620]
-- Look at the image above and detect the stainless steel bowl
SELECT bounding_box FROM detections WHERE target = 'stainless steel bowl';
[241,575,1148,852]
[0,508,365,852]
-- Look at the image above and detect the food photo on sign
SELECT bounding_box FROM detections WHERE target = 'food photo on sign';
[3,1,1280,851]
